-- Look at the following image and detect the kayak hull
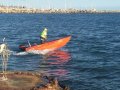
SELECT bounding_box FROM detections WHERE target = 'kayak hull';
[25,36,71,52]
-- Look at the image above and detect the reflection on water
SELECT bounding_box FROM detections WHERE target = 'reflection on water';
[41,50,71,78]
[43,50,71,65]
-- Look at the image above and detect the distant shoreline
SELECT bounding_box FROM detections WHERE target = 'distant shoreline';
[0,6,120,14]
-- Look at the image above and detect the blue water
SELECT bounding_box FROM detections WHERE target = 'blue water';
[0,13,120,90]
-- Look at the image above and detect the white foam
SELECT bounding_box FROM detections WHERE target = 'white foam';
[10,50,28,56]
[14,51,28,56]
[10,48,55,56]
[27,49,55,55]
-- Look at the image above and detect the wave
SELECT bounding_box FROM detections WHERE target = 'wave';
[27,49,54,55]
[10,50,29,56]
[10,49,53,56]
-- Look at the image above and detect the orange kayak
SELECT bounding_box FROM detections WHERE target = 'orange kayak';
[25,36,71,52]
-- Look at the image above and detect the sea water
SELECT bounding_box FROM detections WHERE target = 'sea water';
[0,13,120,90]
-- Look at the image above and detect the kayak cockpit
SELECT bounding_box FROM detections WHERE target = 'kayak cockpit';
[19,45,27,51]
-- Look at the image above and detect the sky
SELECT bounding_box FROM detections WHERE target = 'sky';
[0,0,120,10]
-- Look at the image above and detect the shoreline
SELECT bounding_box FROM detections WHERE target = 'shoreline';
[0,6,120,14]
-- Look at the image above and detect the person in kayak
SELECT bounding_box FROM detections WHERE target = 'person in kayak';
[40,28,48,44]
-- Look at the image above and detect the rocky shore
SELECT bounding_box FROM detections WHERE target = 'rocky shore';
[0,71,69,90]
[0,6,120,14]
